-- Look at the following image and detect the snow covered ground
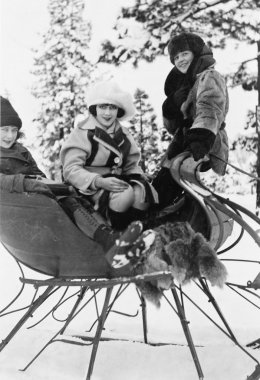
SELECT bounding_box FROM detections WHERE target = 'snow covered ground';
[0,195,260,380]
[1,0,259,378]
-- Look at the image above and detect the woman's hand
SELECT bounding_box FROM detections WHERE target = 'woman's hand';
[96,177,129,192]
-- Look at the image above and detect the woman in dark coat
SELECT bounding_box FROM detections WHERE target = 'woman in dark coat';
[153,32,229,207]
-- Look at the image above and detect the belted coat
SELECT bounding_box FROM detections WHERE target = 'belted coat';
[163,67,229,175]
[60,114,146,196]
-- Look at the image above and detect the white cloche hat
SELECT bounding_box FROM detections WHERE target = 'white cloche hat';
[86,81,136,121]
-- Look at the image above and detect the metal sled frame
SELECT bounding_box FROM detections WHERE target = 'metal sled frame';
[1,270,260,380]
[1,152,260,379]
[0,272,171,380]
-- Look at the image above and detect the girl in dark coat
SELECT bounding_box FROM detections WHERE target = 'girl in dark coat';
[153,32,229,207]
[0,96,49,194]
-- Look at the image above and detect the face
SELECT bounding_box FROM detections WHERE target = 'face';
[96,104,118,128]
[0,125,19,148]
[174,50,194,73]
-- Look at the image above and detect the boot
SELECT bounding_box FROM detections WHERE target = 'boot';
[106,220,143,268]
[60,197,143,258]
[127,207,147,224]
[108,209,132,231]
[60,196,119,252]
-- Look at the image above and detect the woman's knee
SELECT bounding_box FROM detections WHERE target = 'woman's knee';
[109,186,135,212]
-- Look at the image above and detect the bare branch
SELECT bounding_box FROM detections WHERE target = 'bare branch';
[240,53,259,66]
[170,0,230,26]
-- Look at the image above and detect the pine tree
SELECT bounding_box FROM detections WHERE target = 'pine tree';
[128,88,168,175]
[99,0,259,68]
[98,0,259,196]
[32,0,93,179]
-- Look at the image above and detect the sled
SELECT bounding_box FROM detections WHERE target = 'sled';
[1,152,260,380]
[0,155,233,278]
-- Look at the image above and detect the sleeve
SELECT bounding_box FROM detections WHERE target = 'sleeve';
[0,173,25,192]
[60,128,100,193]
[0,173,53,196]
[190,70,227,136]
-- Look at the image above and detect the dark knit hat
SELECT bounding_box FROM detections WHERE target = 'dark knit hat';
[0,96,22,129]
[168,32,205,63]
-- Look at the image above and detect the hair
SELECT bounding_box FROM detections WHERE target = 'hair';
[168,32,205,64]
[16,131,25,141]
[89,105,125,119]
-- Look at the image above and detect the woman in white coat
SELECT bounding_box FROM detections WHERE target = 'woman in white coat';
[60,81,158,230]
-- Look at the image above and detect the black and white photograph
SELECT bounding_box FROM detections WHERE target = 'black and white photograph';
[0,1,260,379]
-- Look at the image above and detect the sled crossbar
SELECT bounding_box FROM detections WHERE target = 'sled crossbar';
[19,271,172,288]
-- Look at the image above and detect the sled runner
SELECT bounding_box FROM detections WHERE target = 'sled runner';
[1,152,260,380]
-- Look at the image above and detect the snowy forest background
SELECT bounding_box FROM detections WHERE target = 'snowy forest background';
[1,2,260,380]
[1,0,259,197]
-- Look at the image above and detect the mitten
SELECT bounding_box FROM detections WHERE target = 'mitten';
[189,141,209,161]
[185,128,215,161]
[0,173,25,193]
[23,178,53,196]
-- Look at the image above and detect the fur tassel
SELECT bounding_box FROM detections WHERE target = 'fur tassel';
[136,281,162,308]
[134,221,228,307]
[165,240,194,284]
[192,233,228,287]
[165,226,228,287]
[134,233,173,307]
